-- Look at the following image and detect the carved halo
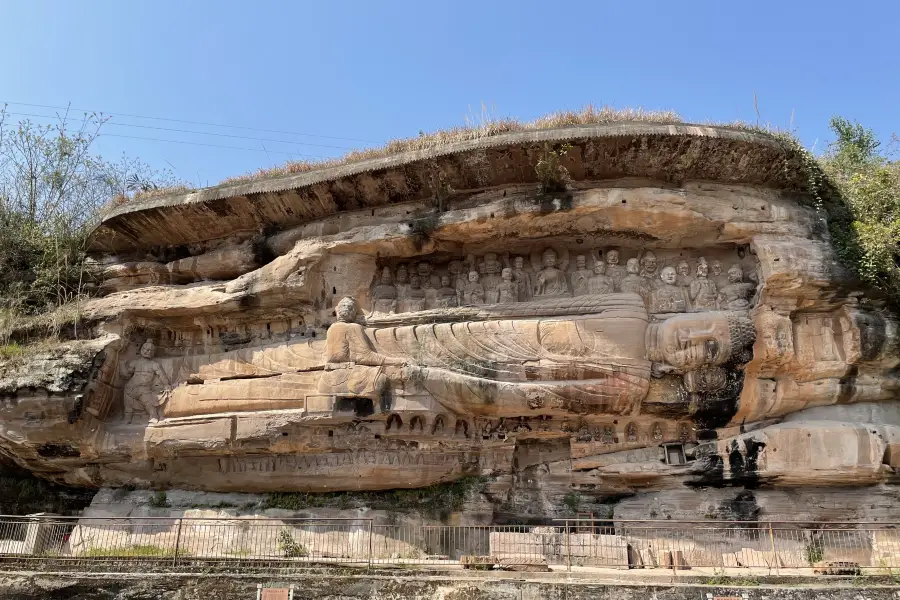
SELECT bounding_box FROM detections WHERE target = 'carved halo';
[530,245,570,272]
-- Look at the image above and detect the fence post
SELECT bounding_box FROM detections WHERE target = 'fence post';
[367,520,374,570]
[172,517,184,567]
[768,521,780,575]
[565,519,571,572]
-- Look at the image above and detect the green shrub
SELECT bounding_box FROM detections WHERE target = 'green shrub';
[277,528,308,558]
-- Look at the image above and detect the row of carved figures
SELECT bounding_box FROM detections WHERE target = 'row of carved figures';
[370,249,757,314]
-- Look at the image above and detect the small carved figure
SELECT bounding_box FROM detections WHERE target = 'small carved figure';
[652,423,664,441]
[448,260,467,303]
[588,261,614,295]
[511,256,533,302]
[710,260,728,290]
[122,340,170,424]
[625,422,638,442]
[679,423,692,442]
[497,268,518,303]
[395,264,410,305]
[619,258,646,297]
[719,265,755,310]
[318,297,405,405]
[639,250,659,289]
[570,254,592,296]
[481,252,503,303]
[437,275,458,308]
[406,275,427,312]
[604,249,624,289]
[676,260,694,289]
[602,425,615,444]
[370,267,398,315]
[416,261,441,290]
[650,266,689,313]
[689,258,720,311]
[534,248,569,297]
[463,270,485,305]
[815,317,842,362]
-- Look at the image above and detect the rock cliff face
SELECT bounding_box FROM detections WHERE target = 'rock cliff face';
[0,124,897,519]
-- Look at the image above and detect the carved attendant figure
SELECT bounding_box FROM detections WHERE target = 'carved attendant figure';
[534,249,569,297]
[370,267,398,315]
[650,266,688,313]
[639,250,659,288]
[318,297,405,405]
[570,254,592,296]
[122,340,170,424]
[719,265,754,310]
[619,258,645,297]
[588,261,614,295]
[676,260,694,289]
[448,260,467,304]
[394,264,410,312]
[512,256,533,302]
[481,252,503,303]
[710,260,728,290]
[463,270,485,305]
[416,261,440,290]
[437,275,458,308]
[690,258,720,311]
[406,274,426,312]
[605,249,623,289]
[497,267,518,303]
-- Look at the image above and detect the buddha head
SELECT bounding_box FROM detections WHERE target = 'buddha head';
[575,255,587,270]
[501,267,513,282]
[410,274,422,290]
[448,260,462,276]
[395,265,409,284]
[513,256,525,270]
[625,258,640,275]
[641,251,658,275]
[648,312,755,371]
[696,258,709,278]
[139,339,156,359]
[660,266,677,286]
[711,260,723,278]
[593,261,607,275]
[677,261,691,278]
[728,264,743,283]
[380,267,393,285]
[542,249,558,269]
[483,253,501,274]
[606,250,620,267]
[417,262,432,279]
[440,275,451,288]
[468,270,480,283]
[336,297,359,323]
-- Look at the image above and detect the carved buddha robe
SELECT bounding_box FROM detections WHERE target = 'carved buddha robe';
[534,266,568,297]
[317,321,393,397]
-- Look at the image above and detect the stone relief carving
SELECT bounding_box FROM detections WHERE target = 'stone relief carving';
[122,340,170,424]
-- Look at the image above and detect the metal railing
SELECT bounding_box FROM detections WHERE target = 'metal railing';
[0,515,898,575]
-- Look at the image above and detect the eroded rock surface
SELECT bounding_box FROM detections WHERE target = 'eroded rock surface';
[1,125,897,520]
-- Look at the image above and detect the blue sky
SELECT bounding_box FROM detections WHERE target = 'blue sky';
[2,0,897,187]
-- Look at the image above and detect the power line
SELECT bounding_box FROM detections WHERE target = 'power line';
[2,110,358,151]
[1,100,379,144]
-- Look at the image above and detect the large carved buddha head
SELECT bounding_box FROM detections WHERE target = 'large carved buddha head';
[542,249,558,268]
[606,250,619,266]
[648,312,755,371]
[336,297,359,322]
[660,266,677,286]
[139,339,156,359]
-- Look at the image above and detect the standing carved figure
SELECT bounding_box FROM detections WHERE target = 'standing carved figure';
[481,253,503,303]
[416,261,441,290]
[511,256,533,302]
[437,275,458,308]
[650,266,689,313]
[570,254,592,296]
[605,249,624,289]
[406,275,426,312]
[497,267,518,303]
[588,261,614,295]
[690,258,720,311]
[719,264,755,310]
[463,270,485,305]
[448,260,467,304]
[370,267,398,315]
[395,264,410,312]
[534,249,569,297]
[619,258,645,297]
[122,340,170,424]
[710,260,729,291]
[676,260,694,290]
[639,250,660,289]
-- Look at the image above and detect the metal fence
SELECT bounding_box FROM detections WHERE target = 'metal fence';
[0,514,898,574]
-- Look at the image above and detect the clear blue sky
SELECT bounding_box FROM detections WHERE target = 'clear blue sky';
[2,0,897,187]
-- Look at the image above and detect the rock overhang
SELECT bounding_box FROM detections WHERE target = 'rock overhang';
[88,123,808,254]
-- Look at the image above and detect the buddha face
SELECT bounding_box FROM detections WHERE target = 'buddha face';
[336,297,358,322]
[606,250,619,266]
[448,261,461,275]
[625,258,640,275]
[649,312,734,370]
[483,253,501,274]
[140,340,156,359]
[641,251,658,274]
[441,275,451,287]
[514,256,524,270]
[660,266,677,285]
[380,267,393,285]
[711,260,723,277]
[417,262,432,278]
[410,275,421,290]
[575,255,586,270]
[468,271,479,283]
[542,250,557,269]
[501,267,512,282]
[593,262,606,275]
[677,261,690,277]
[396,266,408,284]
[696,261,709,278]
[728,265,743,283]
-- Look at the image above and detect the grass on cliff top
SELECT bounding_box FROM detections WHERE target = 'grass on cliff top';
[114,104,690,205]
